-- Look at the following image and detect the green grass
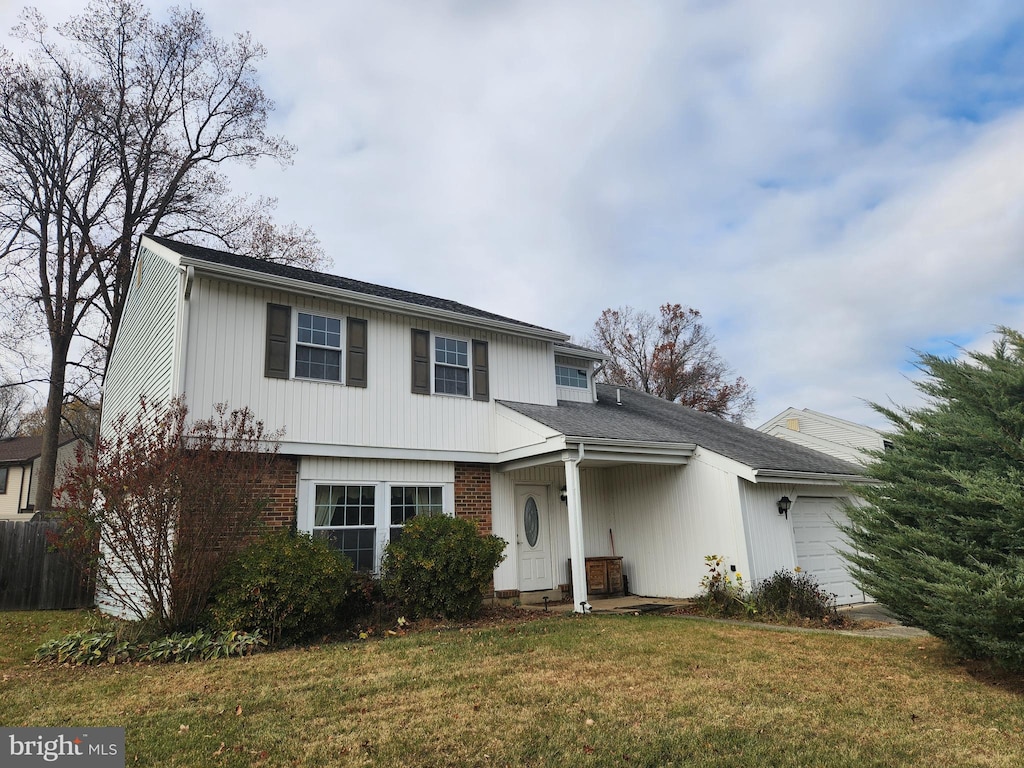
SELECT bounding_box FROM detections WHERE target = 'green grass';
[2,610,1023,766]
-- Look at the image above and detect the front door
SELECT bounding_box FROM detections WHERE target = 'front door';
[516,485,552,591]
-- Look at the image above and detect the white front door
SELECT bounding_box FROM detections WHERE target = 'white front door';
[516,485,552,591]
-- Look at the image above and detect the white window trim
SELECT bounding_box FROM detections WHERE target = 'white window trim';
[298,479,454,573]
[292,308,346,384]
[432,333,472,398]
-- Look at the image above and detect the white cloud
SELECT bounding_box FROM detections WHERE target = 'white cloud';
[5,0,1024,428]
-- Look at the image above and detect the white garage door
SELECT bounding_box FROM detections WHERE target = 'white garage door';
[791,497,866,605]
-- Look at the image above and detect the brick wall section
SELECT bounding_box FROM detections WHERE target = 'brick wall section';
[454,462,496,599]
[454,463,492,535]
[257,454,298,529]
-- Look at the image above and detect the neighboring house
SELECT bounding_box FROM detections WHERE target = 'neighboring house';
[758,408,888,466]
[101,235,873,615]
[0,434,85,520]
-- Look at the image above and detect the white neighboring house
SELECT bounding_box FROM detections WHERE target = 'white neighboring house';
[758,408,888,465]
[100,235,873,615]
[0,435,85,521]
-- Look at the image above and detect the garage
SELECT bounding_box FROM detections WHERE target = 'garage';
[790,496,867,605]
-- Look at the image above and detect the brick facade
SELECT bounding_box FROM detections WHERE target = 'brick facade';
[454,463,492,535]
[257,454,298,529]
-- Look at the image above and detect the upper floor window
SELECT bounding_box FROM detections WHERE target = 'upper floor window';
[435,336,469,396]
[296,312,342,381]
[555,364,588,389]
[411,329,489,401]
[265,304,367,387]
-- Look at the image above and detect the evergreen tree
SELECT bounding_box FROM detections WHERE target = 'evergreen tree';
[845,327,1024,670]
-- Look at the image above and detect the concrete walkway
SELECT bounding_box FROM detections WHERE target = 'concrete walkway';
[517,594,931,638]
[837,602,931,638]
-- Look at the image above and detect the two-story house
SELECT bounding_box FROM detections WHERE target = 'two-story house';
[101,236,871,615]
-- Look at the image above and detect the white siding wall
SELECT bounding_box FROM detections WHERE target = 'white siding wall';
[183,278,558,454]
[761,427,872,464]
[599,451,749,598]
[101,246,181,434]
[738,481,855,587]
[760,410,884,463]
[0,465,28,519]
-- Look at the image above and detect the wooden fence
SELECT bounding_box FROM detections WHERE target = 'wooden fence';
[0,520,95,610]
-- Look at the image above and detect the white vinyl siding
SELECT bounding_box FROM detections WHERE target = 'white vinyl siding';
[101,245,181,434]
[183,278,558,455]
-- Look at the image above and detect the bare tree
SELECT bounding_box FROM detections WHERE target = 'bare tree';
[589,303,756,424]
[0,1,323,509]
[0,381,28,439]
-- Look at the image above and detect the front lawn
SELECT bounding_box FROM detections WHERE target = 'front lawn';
[1,610,1022,767]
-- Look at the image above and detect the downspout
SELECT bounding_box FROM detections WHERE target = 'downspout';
[591,363,605,402]
[565,443,590,613]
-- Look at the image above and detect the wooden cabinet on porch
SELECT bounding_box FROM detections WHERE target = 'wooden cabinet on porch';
[567,556,624,596]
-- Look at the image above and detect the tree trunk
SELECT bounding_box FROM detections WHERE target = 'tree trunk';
[35,344,69,513]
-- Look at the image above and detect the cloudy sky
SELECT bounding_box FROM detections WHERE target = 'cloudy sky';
[4,0,1024,428]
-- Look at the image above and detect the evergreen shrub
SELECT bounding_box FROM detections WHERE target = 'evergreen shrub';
[381,514,506,619]
[209,530,352,645]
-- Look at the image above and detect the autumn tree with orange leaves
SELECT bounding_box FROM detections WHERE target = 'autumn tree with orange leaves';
[588,303,755,424]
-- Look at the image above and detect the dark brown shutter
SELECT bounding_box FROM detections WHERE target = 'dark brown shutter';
[472,339,489,402]
[411,329,430,394]
[265,303,291,379]
[346,317,368,388]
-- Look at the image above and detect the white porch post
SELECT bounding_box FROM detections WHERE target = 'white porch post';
[564,445,588,613]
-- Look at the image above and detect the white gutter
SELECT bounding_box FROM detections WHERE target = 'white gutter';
[752,468,873,485]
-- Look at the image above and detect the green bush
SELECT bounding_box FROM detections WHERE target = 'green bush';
[209,530,353,645]
[753,569,836,620]
[381,514,506,619]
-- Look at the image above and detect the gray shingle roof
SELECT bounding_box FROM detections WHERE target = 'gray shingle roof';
[0,434,77,465]
[500,384,864,476]
[147,236,564,336]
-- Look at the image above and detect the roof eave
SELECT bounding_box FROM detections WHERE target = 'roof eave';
[175,252,570,344]
[751,468,873,486]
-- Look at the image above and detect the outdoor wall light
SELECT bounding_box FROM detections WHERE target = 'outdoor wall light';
[777,496,792,519]
[559,486,568,502]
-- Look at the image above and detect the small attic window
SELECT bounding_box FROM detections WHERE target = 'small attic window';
[555,364,588,389]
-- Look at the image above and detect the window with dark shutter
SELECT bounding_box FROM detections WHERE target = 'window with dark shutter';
[265,304,291,379]
[346,317,368,388]
[411,329,430,394]
[472,339,489,401]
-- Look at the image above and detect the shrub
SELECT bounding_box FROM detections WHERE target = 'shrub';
[51,397,283,632]
[209,531,353,645]
[694,554,754,617]
[381,514,506,620]
[753,569,836,621]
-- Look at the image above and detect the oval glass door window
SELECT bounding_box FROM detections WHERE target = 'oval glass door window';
[524,496,539,547]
